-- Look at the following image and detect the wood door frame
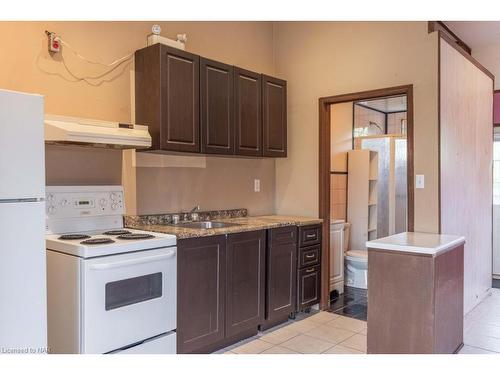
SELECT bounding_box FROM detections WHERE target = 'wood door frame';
[318,84,415,310]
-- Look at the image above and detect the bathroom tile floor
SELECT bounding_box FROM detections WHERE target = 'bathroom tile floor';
[329,286,367,321]
[217,288,500,354]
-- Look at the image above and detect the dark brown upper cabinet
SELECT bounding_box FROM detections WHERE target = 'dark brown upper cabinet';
[200,58,234,155]
[135,44,200,153]
[234,67,262,156]
[262,74,287,157]
[135,44,287,158]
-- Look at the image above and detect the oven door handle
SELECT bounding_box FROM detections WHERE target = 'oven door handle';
[88,250,176,270]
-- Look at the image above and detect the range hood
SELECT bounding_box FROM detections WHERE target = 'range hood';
[44,115,152,150]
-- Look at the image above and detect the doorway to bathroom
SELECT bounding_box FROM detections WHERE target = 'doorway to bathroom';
[318,85,415,314]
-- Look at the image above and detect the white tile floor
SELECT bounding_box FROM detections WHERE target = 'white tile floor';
[218,288,500,354]
[220,312,366,354]
[460,288,500,354]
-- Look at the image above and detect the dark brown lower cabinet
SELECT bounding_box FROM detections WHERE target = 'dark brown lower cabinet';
[226,230,266,338]
[265,226,297,326]
[177,231,266,353]
[177,235,226,354]
[297,224,322,311]
[297,265,320,310]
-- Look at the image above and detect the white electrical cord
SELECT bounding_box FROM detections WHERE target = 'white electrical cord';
[38,33,135,86]
[56,36,134,67]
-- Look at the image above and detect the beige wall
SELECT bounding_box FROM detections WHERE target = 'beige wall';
[330,102,353,173]
[273,22,440,233]
[135,156,275,215]
[354,105,386,136]
[473,42,500,90]
[0,21,276,215]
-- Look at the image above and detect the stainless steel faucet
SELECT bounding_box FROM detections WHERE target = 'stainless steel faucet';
[189,205,201,221]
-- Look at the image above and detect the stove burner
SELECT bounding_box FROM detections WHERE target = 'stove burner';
[102,230,132,236]
[117,233,155,240]
[59,234,91,240]
[80,238,115,245]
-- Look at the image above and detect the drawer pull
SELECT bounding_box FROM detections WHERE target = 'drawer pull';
[305,254,316,259]
[306,268,315,273]
[306,234,316,239]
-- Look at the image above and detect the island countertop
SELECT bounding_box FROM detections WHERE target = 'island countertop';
[366,231,465,257]
[125,215,323,239]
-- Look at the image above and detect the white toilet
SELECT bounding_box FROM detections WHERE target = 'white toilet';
[343,223,368,289]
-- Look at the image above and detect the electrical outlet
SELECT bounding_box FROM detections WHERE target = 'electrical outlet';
[416,174,425,189]
[254,179,260,192]
[46,31,60,54]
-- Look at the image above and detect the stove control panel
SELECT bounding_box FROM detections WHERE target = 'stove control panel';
[46,186,124,219]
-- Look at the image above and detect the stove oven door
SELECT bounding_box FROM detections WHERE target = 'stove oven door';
[82,246,176,354]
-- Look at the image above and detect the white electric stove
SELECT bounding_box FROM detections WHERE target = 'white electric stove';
[45,186,177,354]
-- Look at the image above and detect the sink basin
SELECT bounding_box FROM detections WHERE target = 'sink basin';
[172,221,241,229]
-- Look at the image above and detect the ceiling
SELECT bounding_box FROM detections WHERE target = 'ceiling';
[445,21,500,49]
[356,95,407,113]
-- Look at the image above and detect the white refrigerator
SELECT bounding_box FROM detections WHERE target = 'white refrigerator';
[0,89,47,353]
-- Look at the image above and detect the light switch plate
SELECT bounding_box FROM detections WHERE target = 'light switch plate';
[254,179,260,192]
[416,174,425,189]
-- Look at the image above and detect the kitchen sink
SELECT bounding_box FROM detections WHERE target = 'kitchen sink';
[172,221,241,229]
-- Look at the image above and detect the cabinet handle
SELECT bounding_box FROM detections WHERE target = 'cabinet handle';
[306,268,315,273]
[305,254,315,259]
[306,234,316,239]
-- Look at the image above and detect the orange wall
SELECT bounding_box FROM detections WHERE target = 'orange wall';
[273,22,440,233]
[0,21,277,215]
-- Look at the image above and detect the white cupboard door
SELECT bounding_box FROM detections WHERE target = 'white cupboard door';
[0,201,47,351]
[0,89,45,200]
[330,223,345,293]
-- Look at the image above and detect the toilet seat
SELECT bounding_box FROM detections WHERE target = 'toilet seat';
[345,250,368,261]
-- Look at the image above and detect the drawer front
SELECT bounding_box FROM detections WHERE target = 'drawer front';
[268,226,297,246]
[299,225,322,247]
[299,245,320,268]
[298,265,320,310]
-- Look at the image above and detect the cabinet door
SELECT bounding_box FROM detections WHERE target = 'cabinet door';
[262,74,287,157]
[329,225,344,290]
[266,227,297,321]
[298,265,320,310]
[160,45,200,152]
[226,230,266,337]
[234,67,262,156]
[177,236,226,353]
[135,44,162,150]
[201,58,234,155]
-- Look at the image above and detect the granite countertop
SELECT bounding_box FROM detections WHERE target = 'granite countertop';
[125,215,323,240]
[366,232,466,257]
